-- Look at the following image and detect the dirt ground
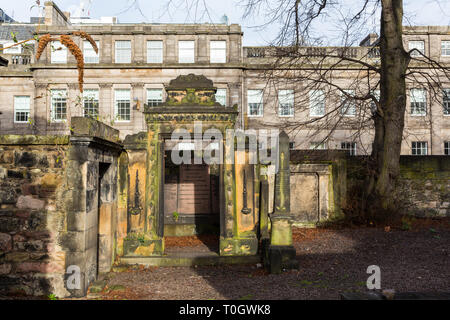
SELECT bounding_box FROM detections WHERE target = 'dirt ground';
[82,219,450,300]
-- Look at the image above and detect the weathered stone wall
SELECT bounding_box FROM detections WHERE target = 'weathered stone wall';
[0,119,124,298]
[347,156,450,217]
[0,135,70,297]
[287,152,449,224]
[397,157,450,217]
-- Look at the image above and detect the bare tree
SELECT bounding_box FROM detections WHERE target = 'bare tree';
[172,0,449,221]
[251,0,450,219]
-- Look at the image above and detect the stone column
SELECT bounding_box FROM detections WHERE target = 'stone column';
[268,131,298,273]
[123,128,164,257]
[220,134,259,256]
[259,173,271,269]
[116,152,129,257]
[219,136,236,254]
[259,176,270,239]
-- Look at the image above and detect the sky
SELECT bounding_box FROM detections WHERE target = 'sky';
[1,0,449,46]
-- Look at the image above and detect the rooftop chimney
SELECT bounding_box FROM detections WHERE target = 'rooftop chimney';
[359,33,379,47]
[44,1,70,26]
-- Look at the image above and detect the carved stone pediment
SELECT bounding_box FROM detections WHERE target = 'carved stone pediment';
[166,74,214,90]
[161,74,222,107]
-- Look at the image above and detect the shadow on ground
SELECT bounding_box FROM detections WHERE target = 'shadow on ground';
[87,220,450,300]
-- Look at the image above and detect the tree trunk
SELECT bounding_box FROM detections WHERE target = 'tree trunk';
[365,0,410,215]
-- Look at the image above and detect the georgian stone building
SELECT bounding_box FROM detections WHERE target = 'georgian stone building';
[0,1,449,155]
[0,1,449,298]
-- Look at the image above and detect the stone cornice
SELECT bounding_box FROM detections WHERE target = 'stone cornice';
[131,83,145,88]
[99,83,113,89]
[34,83,48,89]
[144,107,238,125]
[69,136,123,154]
[67,83,79,90]
[29,63,244,70]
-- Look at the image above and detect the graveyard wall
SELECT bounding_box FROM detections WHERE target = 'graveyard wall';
[347,156,450,218]
[0,118,124,298]
[0,135,70,297]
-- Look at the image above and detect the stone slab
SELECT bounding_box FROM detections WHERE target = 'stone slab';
[120,253,261,267]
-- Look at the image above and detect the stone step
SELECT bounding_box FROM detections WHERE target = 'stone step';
[119,253,261,267]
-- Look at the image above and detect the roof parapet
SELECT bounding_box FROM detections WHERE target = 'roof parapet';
[44,1,70,26]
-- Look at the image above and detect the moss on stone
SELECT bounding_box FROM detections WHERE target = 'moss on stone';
[220,237,258,256]
[270,217,293,246]
[0,135,69,145]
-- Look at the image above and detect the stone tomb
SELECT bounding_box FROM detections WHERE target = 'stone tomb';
[122,74,268,258]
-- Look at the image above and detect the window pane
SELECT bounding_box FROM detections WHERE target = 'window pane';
[445,142,449,155]
[51,41,67,63]
[341,90,356,116]
[441,41,450,56]
[412,142,428,155]
[2,42,21,54]
[84,41,99,64]
[210,41,226,49]
[215,88,227,106]
[210,41,226,63]
[309,90,325,116]
[370,90,380,112]
[409,41,425,57]
[51,90,67,121]
[147,41,163,63]
[248,90,263,116]
[14,96,30,123]
[115,41,131,63]
[411,89,427,115]
[310,142,326,150]
[115,89,131,121]
[341,142,357,156]
[83,89,99,117]
[278,90,294,116]
[147,89,163,107]
[179,41,195,63]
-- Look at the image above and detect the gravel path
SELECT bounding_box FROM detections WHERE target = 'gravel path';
[90,224,450,300]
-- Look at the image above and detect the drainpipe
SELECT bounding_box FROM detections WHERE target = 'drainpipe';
[430,90,433,155]
[315,172,320,222]
[428,32,433,154]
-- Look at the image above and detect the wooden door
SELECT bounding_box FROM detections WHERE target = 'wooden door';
[178,164,211,214]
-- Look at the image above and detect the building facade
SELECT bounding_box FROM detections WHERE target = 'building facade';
[0,1,449,156]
